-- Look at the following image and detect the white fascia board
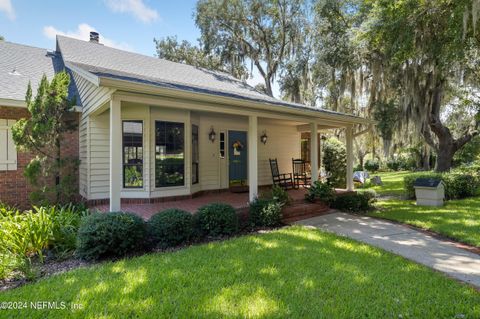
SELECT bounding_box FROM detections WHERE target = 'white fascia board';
[99,77,375,126]
[64,62,100,87]
[0,98,82,112]
[0,98,27,108]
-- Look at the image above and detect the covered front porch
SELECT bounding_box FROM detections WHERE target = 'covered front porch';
[93,188,306,219]
[93,188,354,220]
[82,91,371,213]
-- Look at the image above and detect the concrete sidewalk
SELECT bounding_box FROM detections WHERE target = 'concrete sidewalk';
[296,212,480,288]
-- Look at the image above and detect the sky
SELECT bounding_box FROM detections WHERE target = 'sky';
[0,0,278,96]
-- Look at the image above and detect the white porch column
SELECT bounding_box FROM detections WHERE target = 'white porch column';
[346,125,354,191]
[248,115,258,202]
[310,123,319,184]
[109,98,122,211]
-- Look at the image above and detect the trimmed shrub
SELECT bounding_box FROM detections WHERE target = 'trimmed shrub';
[249,199,282,227]
[443,173,478,199]
[148,209,193,248]
[364,159,380,172]
[357,189,377,202]
[322,137,346,187]
[305,181,336,204]
[76,212,146,260]
[354,163,364,172]
[387,157,416,171]
[332,190,376,213]
[195,203,239,237]
[271,185,291,206]
[403,172,443,199]
[386,159,401,171]
[404,172,480,200]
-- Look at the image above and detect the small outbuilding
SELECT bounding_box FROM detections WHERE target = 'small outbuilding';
[413,178,445,207]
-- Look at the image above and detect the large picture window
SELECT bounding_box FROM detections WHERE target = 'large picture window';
[155,121,185,187]
[192,124,199,184]
[123,121,143,188]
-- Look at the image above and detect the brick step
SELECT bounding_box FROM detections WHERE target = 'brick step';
[236,200,330,224]
[282,210,331,223]
[281,202,329,220]
[291,197,308,205]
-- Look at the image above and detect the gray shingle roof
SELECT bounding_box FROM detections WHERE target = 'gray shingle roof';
[56,35,363,119]
[0,41,62,101]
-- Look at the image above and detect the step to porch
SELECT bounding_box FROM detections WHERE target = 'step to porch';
[236,200,330,225]
[281,202,330,223]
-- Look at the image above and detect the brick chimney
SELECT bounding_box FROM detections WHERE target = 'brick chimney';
[89,31,99,44]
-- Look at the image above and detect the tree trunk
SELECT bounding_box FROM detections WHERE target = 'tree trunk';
[423,77,456,172]
[422,146,430,171]
[435,145,454,172]
[55,136,61,202]
[359,154,365,169]
[383,139,391,158]
[264,78,273,97]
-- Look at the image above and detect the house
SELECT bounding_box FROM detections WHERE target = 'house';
[0,33,373,211]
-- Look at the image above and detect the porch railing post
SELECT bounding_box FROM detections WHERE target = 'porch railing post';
[310,122,319,184]
[248,115,258,202]
[109,97,122,211]
[346,125,354,191]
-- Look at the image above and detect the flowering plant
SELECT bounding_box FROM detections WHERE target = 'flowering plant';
[232,140,244,151]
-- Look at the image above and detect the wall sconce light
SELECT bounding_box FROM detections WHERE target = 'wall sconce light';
[260,130,268,145]
[208,126,216,143]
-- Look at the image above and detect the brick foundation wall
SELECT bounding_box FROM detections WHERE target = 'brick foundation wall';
[0,106,80,209]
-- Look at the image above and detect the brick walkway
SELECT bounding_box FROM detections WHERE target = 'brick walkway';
[92,189,308,220]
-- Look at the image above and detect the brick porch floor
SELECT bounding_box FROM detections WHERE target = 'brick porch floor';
[93,189,308,220]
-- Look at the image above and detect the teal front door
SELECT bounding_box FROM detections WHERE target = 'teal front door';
[228,131,247,184]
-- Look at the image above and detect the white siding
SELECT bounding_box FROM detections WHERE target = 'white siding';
[83,99,301,200]
[0,119,17,171]
[78,116,88,198]
[71,70,115,199]
[71,72,114,116]
[257,123,301,186]
[89,112,110,199]
[198,114,248,191]
[198,114,301,190]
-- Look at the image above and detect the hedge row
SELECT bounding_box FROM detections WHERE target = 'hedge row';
[77,203,241,261]
[331,189,377,213]
[305,181,377,213]
[76,193,288,262]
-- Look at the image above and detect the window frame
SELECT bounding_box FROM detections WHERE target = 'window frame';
[122,120,144,189]
[192,124,199,185]
[219,131,226,159]
[154,120,186,189]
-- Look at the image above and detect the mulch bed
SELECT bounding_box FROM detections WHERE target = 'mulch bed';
[0,258,91,292]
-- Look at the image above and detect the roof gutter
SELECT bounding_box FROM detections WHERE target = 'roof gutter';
[98,76,374,126]
[0,98,82,112]
[0,98,26,108]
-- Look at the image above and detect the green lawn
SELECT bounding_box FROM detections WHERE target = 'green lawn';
[368,198,480,247]
[362,171,480,247]
[1,227,478,318]
[362,171,410,197]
